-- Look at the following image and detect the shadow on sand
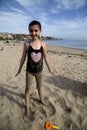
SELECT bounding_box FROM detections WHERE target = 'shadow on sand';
[0,84,25,108]
[45,75,87,97]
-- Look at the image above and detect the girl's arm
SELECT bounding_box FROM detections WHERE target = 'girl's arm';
[15,42,27,76]
[43,43,52,73]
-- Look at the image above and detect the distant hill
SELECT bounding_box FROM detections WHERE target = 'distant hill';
[0,32,63,41]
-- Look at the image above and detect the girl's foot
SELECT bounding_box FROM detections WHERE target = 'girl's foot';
[40,99,47,106]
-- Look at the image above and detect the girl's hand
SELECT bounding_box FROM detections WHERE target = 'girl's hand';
[49,69,55,75]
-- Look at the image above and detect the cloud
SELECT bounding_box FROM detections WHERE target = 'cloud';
[0,0,87,40]
[0,11,31,33]
[43,17,87,31]
[10,7,24,14]
[61,0,86,9]
[51,0,86,13]
[0,0,49,33]
[16,0,50,25]
[41,16,87,40]
[16,0,40,7]
[16,0,44,12]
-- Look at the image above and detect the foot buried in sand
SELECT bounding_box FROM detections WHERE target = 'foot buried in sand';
[40,99,48,106]
[25,107,30,117]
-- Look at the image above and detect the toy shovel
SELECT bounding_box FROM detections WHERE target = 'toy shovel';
[44,121,60,130]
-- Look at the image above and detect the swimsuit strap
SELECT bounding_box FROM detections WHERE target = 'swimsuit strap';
[25,41,30,50]
[26,41,44,50]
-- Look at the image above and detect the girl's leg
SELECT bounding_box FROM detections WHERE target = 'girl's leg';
[35,72,44,104]
[25,72,34,116]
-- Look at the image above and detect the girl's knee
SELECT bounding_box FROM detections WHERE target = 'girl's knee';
[25,88,30,94]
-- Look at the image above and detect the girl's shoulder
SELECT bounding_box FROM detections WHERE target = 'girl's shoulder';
[40,41,46,49]
[24,41,30,49]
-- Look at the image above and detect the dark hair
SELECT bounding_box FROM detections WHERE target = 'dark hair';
[29,20,41,30]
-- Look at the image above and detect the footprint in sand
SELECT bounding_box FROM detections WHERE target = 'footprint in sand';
[22,97,56,122]
[44,98,56,117]
[63,115,79,130]
[23,111,35,122]
[30,97,56,118]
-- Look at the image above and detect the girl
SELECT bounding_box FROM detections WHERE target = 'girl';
[15,20,52,117]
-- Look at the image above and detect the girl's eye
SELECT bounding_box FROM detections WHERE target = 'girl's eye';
[30,29,38,32]
[35,29,38,32]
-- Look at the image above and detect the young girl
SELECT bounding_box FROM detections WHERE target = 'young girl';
[15,20,52,117]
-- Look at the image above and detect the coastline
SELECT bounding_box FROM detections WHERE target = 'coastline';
[0,41,87,130]
[1,40,87,50]
[44,39,87,50]
[47,44,87,53]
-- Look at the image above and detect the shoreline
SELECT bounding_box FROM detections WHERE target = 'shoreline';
[44,39,87,50]
[0,40,87,59]
[0,40,87,50]
[46,45,87,56]
[0,39,87,50]
[47,44,87,50]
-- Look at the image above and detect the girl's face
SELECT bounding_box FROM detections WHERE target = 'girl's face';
[29,25,41,40]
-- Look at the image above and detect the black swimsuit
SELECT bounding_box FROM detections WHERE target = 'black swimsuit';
[26,45,43,74]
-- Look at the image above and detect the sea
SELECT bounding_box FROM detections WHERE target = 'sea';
[44,39,87,50]
[19,39,87,50]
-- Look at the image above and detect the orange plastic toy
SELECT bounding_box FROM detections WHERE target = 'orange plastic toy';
[44,121,60,130]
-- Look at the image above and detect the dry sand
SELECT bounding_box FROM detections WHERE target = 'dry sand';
[0,41,87,130]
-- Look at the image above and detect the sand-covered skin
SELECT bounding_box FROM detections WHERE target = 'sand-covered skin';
[0,41,87,130]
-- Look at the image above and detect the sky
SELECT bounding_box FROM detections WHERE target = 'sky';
[0,0,87,40]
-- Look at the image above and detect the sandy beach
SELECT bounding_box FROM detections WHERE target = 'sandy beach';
[0,41,87,130]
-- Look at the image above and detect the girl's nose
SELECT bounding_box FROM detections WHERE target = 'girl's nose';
[32,31,35,35]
